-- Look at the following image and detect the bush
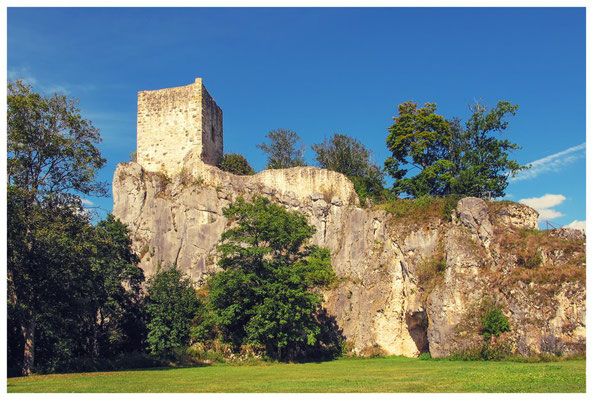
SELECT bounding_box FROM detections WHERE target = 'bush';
[481,307,511,340]
[218,153,255,175]
[418,352,432,360]
[145,265,203,357]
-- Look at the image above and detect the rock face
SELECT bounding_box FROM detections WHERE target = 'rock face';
[113,159,586,358]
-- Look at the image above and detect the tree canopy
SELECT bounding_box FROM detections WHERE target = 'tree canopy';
[206,196,340,360]
[450,101,525,198]
[145,265,201,357]
[7,81,144,375]
[217,153,256,175]
[312,133,386,201]
[384,100,525,198]
[257,129,307,169]
[8,80,107,206]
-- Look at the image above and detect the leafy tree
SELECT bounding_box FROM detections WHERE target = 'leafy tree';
[207,196,338,360]
[257,129,306,169]
[88,215,146,358]
[450,101,525,198]
[7,80,108,375]
[8,80,107,204]
[385,100,525,198]
[7,197,146,374]
[218,153,255,175]
[145,265,201,357]
[384,101,454,197]
[312,133,386,201]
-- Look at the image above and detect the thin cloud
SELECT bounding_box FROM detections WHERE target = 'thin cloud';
[510,142,586,182]
[519,194,566,222]
[81,199,94,207]
[519,194,566,210]
[8,65,96,95]
[536,208,564,221]
[564,220,586,232]
[8,66,37,86]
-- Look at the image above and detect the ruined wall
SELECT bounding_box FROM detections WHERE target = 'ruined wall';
[200,85,223,166]
[136,78,223,176]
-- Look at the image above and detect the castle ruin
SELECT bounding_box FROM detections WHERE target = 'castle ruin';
[136,78,223,176]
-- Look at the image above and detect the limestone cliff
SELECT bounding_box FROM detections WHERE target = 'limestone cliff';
[113,154,586,358]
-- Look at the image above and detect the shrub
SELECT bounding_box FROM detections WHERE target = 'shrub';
[481,307,511,340]
[418,352,432,360]
[145,265,203,357]
[218,153,255,175]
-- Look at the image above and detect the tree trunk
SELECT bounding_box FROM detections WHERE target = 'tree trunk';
[22,316,35,376]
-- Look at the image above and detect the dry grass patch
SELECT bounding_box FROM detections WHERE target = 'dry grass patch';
[496,228,585,285]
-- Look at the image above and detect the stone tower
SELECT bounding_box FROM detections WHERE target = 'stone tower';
[136,78,223,176]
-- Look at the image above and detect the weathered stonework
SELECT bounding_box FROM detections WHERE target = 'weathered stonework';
[137,78,223,176]
[117,79,585,359]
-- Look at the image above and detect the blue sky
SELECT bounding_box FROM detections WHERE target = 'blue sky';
[7,7,586,229]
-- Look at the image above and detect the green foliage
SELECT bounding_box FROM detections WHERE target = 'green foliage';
[385,100,526,198]
[218,153,256,175]
[257,129,307,169]
[7,200,147,374]
[145,265,202,357]
[418,352,432,360]
[450,101,526,198]
[385,101,453,197]
[481,307,511,340]
[207,196,340,361]
[8,80,107,203]
[7,81,143,376]
[312,133,386,201]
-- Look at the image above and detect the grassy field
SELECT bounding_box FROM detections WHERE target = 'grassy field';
[7,357,586,393]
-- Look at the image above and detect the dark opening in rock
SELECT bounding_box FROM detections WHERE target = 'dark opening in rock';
[406,310,430,354]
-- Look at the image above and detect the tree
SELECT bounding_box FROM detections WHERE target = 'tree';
[450,101,525,198]
[384,101,455,197]
[257,129,306,169]
[7,80,108,375]
[87,215,146,358]
[312,133,386,201]
[207,196,338,360]
[218,153,255,175]
[145,265,201,357]
[8,80,107,205]
[385,100,525,198]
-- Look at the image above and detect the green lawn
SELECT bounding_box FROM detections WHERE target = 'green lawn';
[7,357,586,393]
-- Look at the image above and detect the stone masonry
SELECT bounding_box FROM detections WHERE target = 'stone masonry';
[137,78,223,176]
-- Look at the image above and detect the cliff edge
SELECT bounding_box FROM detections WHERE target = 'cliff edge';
[113,157,585,358]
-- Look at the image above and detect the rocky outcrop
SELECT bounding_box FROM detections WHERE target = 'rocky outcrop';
[113,159,586,358]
